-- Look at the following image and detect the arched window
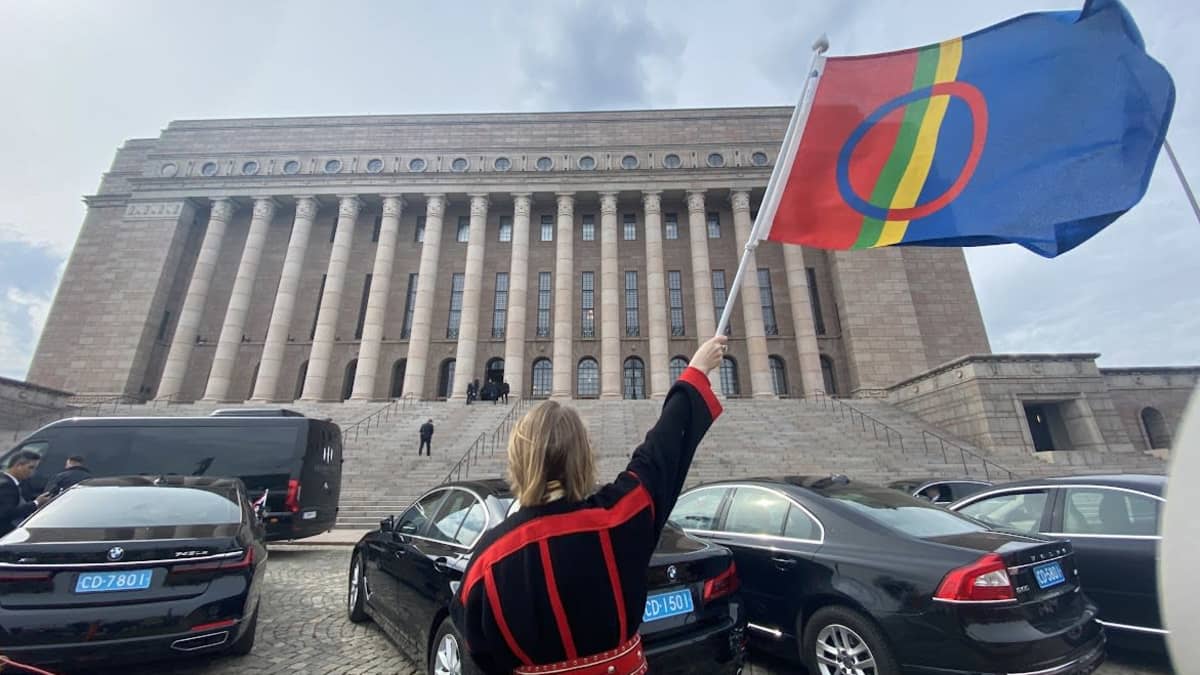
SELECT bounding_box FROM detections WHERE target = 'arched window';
[820,355,837,396]
[669,356,689,382]
[246,362,260,401]
[1141,407,1171,449]
[390,360,406,398]
[438,359,456,399]
[531,358,553,399]
[293,361,308,401]
[577,358,600,398]
[486,358,505,385]
[720,357,740,397]
[623,357,646,400]
[341,359,358,400]
[768,355,788,396]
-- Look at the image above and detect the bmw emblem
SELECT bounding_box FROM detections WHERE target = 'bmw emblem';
[666,565,678,582]
[107,546,124,562]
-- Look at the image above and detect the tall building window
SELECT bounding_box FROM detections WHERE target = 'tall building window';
[807,267,826,335]
[623,357,646,400]
[438,359,455,399]
[371,214,382,243]
[667,270,685,336]
[706,212,721,239]
[536,272,552,337]
[354,274,372,339]
[492,272,509,338]
[769,355,788,396]
[581,214,595,242]
[415,216,426,243]
[669,356,688,382]
[457,216,470,243]
[720,357,740,396]
[580,271,595,337]
[625,271,640,336]
[401,273,417,339]
[664,213,679,240]
[531,358,553,398]
[498,216,512,242]
[540,215,554,242]
[309,274,326,340]
[577,358,600,398]
[758,268,778,335]
[623,213,637,241]
[447,273,465,338]
[712,270,730,335]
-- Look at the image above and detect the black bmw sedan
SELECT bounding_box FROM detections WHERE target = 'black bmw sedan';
[348,479,746,675]
[671,476,1105,675]
[0,476,267,669]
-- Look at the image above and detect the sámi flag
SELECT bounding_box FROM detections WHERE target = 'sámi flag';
[759,0,1174,258]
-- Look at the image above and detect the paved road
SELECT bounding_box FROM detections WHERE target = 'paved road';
[78,546,1171,675]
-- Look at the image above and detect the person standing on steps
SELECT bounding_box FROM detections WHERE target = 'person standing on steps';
[500,380,510,404]
[466,380,477,405]
[451,334,728,675]
[419,419,434,457]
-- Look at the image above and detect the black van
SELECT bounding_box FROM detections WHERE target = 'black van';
[3,411,342,542]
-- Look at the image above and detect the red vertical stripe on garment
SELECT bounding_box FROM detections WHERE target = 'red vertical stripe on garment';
[484,568,533,666]
[538,539,578,660]
[598,529,628,641]
[679,366,722,420]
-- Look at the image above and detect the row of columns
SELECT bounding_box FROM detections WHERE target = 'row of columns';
[156,189,825,402]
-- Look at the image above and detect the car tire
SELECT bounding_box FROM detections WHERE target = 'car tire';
[801,605,899,675]
[348,552,370,623]
[430,618,482,675]
[228,605,258,656]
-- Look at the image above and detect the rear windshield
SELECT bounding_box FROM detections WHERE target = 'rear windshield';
[828,486,988,538]
[24,486,241,529]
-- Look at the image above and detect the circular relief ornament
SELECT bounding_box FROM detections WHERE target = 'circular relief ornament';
[200,161,218,176]
[578,155,596,170]
[160,163,178,177]
[241,160,259,175]
[751,151,769,166]
[451,157,469,172]
[663,154,682,169]
[621,154,639,169]
[494,157,511,171]
[323,159,342,174]
[707,152,725,167]
[283,160,301,174]
[366,158,385,173]
[409,158,427,172]
[536,156,553,171]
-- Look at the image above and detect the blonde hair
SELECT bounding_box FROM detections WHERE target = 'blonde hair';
[507,400,597,507]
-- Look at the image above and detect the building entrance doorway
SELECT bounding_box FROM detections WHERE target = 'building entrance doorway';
[486,358,505,385]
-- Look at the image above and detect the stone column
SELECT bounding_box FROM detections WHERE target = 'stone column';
[402,195,446,399]
[202,196,277,402]
[503,194,532,399]
[551,193,575,398]
[642,191,670,398]
[686,190,719,390]
[450,194,490,400]
[731,189,775,398]
[598,192,621,399]
[300,195,361,401]
[782,245,824,396]
[350,195,404,401]
[157,197,235,401]
[251,196,318,402]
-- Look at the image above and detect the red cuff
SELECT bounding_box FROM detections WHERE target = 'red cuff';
[679,367,722,420]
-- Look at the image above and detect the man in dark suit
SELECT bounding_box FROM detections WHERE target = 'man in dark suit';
[419,419,434,457]
[500,381,510,404]
[45,455,91,496]
[1,451,49,537]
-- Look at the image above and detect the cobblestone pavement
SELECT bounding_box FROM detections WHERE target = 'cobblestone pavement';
[76,546,1171,675]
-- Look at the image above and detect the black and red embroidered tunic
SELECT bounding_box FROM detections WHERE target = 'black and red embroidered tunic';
[451,367,722,674]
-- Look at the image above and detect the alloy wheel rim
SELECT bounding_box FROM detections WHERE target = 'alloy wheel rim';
[815,623,876,675]
[435,633,462,675]
[348,558,360,610]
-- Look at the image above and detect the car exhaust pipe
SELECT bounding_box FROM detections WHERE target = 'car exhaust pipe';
[171,631,229,651]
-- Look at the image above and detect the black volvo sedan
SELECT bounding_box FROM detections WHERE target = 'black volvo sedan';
[671,476,1105,675]
[348,479,746,675]
[0,476,267,669]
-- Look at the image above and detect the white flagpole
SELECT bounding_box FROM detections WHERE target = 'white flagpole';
[715,35,830,337]
[1163,139,1200,228]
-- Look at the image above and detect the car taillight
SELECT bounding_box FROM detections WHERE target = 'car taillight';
[934,553,1015,602]
[285,479,301,513]
[169,548,255,579]
[703,561,740,603]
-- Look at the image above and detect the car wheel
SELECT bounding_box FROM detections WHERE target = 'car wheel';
[348,552,369,623]
[228,605,258,656]
[802,606,899,675]
[430,618,481,675]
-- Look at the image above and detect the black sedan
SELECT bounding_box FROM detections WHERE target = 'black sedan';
[671,475,1105,675]
[348,479,746,675]
[951,474,1167,648]
[0,476,267,670]
[887,478,992,505]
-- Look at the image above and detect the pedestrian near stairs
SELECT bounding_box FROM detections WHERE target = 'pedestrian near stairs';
[419,419,434,457]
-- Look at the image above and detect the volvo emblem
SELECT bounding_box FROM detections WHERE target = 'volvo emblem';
[666,565,678,581]
[107,546,125,562]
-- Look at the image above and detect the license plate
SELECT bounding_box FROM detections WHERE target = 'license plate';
[74,570,153,594]
[1033,561,1066,590]
[643,588,694,623]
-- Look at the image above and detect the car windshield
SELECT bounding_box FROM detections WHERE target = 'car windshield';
[23,486,241,528]
[826,485,988,538]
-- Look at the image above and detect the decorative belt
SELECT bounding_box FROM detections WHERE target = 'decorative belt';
[513,634,647,675]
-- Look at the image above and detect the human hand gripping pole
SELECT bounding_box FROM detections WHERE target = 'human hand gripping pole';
[689,334,729,376]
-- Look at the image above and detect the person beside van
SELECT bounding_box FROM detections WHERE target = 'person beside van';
[45,456,91,496]
[419,419,434,457]
[1,451,50,537]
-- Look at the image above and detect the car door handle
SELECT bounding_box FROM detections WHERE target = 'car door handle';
[433,557,450,573]
[772,556,798,569]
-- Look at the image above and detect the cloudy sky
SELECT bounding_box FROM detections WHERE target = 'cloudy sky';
[0,0,1196,380]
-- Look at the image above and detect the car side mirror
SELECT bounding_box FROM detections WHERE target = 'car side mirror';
[380,516,395,532]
